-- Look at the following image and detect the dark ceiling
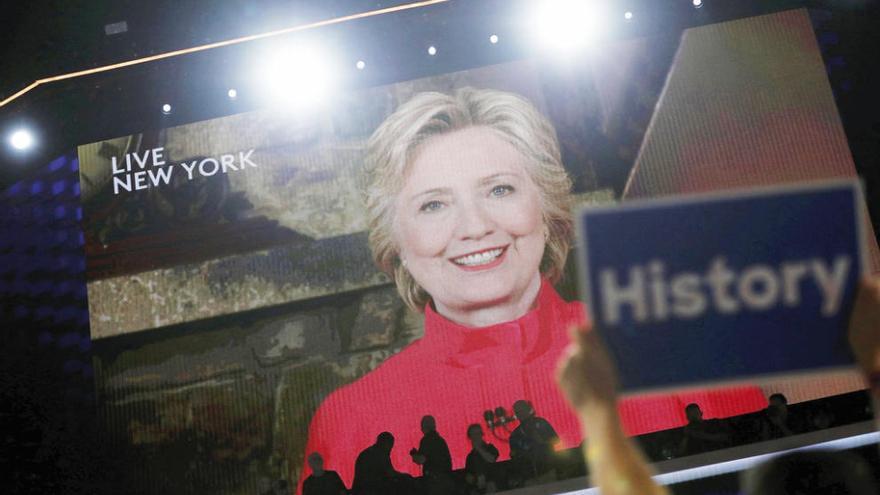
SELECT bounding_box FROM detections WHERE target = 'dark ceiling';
[0,0,878,195]
[0,0,406,99]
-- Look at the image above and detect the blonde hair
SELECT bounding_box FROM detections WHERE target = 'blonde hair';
[364,87,573,312]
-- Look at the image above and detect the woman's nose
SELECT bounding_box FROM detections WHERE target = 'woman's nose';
[456,199,494,240]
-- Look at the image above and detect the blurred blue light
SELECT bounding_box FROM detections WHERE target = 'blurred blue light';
[30,181,44,195]
[35,305,53,320]
[52,180,67,195]
[55,306,77,323]
[31,279,52,296]
[818,32,839,46]
[58,331,80,348]
[48,156,68,172]
[54,280,71,296]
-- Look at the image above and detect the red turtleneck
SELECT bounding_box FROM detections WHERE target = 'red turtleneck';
[300,279,767,492]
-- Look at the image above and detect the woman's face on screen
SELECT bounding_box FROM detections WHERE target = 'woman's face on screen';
[394,126,546,321]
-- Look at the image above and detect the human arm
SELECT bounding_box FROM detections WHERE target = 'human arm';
[683,423,729,443]
[848,276,880,428]
[410,448,426,465]
[530,417,561,448]
[557,326,669,495]
[473,443,499,463]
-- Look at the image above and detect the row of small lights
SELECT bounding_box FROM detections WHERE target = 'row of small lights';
[159,33,498,116]
[7,0,706,152]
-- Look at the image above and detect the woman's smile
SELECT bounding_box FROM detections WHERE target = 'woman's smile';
[450,245,507,270]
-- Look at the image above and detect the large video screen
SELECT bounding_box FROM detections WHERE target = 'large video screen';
[77,8,875,494]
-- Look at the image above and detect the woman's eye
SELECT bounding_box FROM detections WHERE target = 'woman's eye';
[490,184,515,197]
[419,200,444,212]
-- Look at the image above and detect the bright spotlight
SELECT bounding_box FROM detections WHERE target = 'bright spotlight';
[356,60,366,70]
[624,11,633,20]
[258,42,337,110]
[532,0,609,52]
[227,88,238,99]
[427,45,437,56]
[693,0,703,7]
[489,34,499,44]
[9,129,35,151]
[161,103,172,114]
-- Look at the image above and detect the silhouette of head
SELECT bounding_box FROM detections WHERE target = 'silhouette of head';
[685,403,703,423]
[513,400,534,421]
[742,450,877,495]
[467,423,484,443]
[768,393,789,418]
[307,452,324,474]
[376,431,395,452]
[421,415,437,435]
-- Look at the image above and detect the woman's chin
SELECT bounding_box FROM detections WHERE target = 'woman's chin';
[427,264,543,319]
[442,283,522,312]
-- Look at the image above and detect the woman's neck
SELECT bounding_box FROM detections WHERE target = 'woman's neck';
[433,273,543,327]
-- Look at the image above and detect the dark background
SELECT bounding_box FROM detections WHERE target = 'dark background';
[1,1,879,493]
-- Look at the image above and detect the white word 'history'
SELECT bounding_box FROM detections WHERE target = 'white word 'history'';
[598,255,851,325]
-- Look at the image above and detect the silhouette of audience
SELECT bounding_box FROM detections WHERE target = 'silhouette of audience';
[410,415,453,494]
[410,415,452,476]
[509,399,560,479]
[352,432,413,495]
[464,423,499,494]
[302,452,347,495]
[759,393,798,440]
[678,403,730,456]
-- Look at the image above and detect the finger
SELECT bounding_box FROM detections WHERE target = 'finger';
[556,343,579,377]
[868,276,880,298]
[568,323,596,349]
[859,276,880,299]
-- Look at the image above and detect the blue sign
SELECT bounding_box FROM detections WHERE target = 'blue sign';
[576,180,867,393]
